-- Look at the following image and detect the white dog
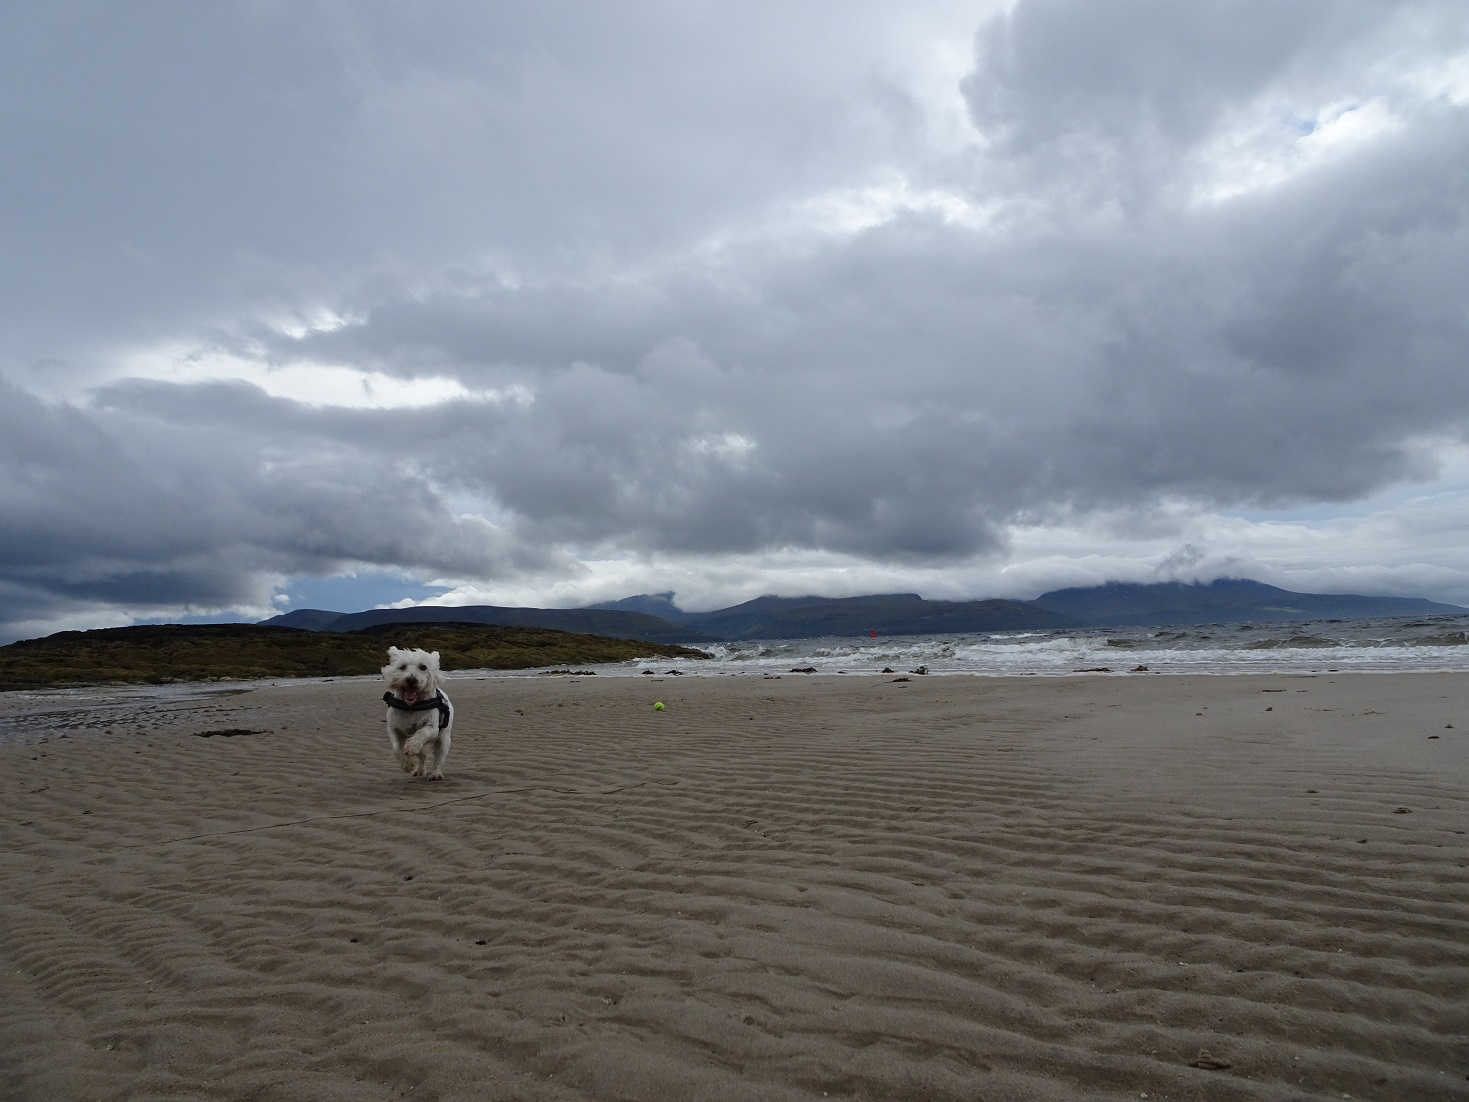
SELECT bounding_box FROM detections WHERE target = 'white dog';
[381,646,454,781]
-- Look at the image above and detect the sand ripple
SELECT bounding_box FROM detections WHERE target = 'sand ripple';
[3,674,1466,1100]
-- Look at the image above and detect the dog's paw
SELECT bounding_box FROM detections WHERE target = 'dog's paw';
[425,770,444,781]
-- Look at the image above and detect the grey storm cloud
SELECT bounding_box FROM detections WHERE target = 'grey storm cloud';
[2,0,1468,638]
[2,1,924,375]
[0,376,549,632]
[961,0,1468,203]
[968,1,1359,151]
[262,111,1469,516]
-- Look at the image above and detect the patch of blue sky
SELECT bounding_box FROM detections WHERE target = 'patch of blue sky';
[273,571,451,615]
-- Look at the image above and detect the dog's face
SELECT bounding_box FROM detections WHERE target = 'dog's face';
[382,646,443,704]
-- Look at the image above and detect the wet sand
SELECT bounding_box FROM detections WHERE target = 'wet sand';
[2,672,1466,1100]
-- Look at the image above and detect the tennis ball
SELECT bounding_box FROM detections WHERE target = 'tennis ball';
[652,701,666,711]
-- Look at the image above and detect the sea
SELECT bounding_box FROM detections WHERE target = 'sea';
[4,612,1468,740]
[616,611,1469,679]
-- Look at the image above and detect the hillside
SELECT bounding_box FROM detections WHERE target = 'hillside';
[681,593,1071,640]
[583,592,695,624]
[261,604,703,644]
[0,623,709,691]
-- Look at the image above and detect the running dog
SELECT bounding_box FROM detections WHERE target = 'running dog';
[381,646,454,781]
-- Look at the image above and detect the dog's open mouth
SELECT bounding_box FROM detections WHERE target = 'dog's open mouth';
[399,687,421,704]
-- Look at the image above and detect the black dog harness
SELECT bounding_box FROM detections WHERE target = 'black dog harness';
[383,690,452,729]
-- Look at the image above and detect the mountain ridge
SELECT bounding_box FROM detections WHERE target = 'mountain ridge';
[258,578,1466,640]
[1031,578,1463,627]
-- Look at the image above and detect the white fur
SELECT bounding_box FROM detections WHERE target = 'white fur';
[381,646,454,781]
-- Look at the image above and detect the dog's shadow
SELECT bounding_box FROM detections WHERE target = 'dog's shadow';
[338,771,494,803]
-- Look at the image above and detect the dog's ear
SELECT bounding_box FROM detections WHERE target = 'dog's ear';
[386,645,401,661]
[429,651,440,664]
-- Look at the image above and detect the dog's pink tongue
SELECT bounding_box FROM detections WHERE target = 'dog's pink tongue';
[401,687,420,703]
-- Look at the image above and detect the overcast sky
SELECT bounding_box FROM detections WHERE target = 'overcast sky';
[4,1,1469,642]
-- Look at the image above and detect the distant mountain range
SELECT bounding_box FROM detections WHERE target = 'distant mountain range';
[261,579,1466,642]
[1031,579,1464,627]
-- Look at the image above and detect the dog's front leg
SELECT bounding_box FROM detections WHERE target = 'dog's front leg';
[403,728,434,776]
[424,730,449,781]
[387,723,415,772]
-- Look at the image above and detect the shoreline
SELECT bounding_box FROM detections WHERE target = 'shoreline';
[4,673,1466,1099]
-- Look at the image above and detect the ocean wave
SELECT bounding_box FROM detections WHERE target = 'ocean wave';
[593,614,1469,677]
[1244,634,1337,650]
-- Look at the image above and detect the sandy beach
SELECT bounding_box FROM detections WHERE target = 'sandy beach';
[2,671,1466,1101]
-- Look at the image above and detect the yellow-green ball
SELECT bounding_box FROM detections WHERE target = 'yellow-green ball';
[652,701,665,711]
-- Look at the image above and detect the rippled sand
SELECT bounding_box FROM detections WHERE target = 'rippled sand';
[3,672,1466,1100]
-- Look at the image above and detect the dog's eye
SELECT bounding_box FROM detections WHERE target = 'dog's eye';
[418,663,427,671]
